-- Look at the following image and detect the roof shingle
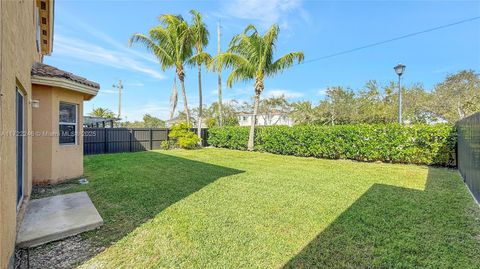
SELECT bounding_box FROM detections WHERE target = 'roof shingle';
[31,62,100,89]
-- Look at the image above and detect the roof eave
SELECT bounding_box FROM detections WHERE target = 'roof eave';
[32,75,99,100]
[48,0,54,55]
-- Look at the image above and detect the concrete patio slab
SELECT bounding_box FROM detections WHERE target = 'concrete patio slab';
[16,192,103,248]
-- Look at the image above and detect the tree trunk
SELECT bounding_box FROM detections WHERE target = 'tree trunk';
[169,77,178,120]
[248,91,261,151]
[331,106,335,126]
[197,64,203,145]
[177,66,190,124]
[217,22,223,126]
[218,71,223,126]
[457,100,465,120]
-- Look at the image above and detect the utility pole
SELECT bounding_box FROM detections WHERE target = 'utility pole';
[217,21,223,126]
[113,80,123,119]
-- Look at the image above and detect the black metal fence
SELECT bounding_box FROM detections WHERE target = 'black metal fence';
[457,112,480,203]
[83,128,208,155]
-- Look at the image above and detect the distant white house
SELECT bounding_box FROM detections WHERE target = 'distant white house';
[237,110,293,126]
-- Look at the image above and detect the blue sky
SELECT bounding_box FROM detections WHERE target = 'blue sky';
[45,0,480,121]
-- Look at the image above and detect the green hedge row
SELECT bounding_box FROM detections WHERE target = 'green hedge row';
[208,124,457,166]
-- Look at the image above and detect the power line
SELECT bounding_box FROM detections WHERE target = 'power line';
[300,16,480,65]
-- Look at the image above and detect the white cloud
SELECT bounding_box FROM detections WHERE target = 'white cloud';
[58,9,158,64]
[222,0,304,27]
[317,88,327,96]
[54,35,165,80]
[265,89,304,99]
[99,89,118,94]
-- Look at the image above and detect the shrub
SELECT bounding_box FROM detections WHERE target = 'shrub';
[208,124,457,166]
[168,122,200,149]
[160,140,176,150]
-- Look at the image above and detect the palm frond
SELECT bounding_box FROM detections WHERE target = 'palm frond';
[243,24,258,35]
[189,10,209,49]
[268,51,304,76]
[226,68,255,88]
[158,14,184,28]
[149,26,174,50]
[260,24,280,72]
[129,33,174,70]
[212,52,253,73]
[187,52,212,67]
[228,33,262,63]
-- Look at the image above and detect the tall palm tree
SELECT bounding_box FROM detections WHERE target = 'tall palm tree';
[129,14,194,123]
[213,24,304,150]
[188,10,211,141]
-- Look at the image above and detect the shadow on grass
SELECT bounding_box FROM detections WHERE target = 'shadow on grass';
[75,151,244,247]
[282,167,480,268]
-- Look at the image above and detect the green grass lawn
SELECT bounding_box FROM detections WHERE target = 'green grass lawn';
[62,148,479,268]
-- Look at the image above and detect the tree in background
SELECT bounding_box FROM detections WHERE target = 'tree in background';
[289,101,317,125]
[188,10,211,142]
[431,70,480,122]
[204,101,239,127]
[402,83,432,124]
[176,101,240,128]
[356,80,396,124]
[143,114,166,128]
[130,14,194,123]
[170,69,477,128]
[288,81,435,125]
[213,24,304,150]
[318,87,357,125]
[89,107,116,118]
[120,114,165,128]
[257,95,290,125]
[119,121,145,128]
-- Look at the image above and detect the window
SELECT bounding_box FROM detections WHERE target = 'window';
[59,102,77,145]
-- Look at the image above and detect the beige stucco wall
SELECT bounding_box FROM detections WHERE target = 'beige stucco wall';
[32,85,85,184]
[0,1,43,268]
[31,85,53,183]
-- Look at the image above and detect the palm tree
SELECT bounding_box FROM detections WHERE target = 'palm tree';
[188,10,211,141]
[89,107,115,118]
[213,24,304,150]
[129,14,194,123]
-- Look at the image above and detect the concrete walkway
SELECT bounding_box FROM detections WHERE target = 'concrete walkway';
[16,192,103,248]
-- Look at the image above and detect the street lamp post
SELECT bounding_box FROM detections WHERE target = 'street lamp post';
[394,64,406,124]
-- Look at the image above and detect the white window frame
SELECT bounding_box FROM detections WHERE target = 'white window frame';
[59,102,78,145]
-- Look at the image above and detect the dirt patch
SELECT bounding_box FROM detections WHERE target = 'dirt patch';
[14,235,105,269]
[30,181,82,200]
